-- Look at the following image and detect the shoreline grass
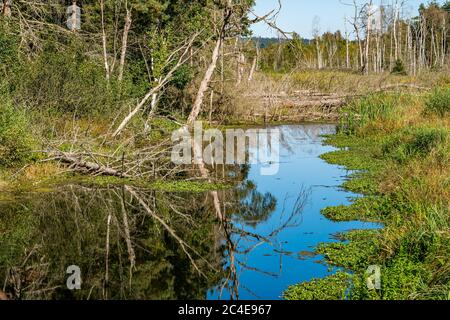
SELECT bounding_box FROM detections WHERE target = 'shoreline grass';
[284,88,450,300]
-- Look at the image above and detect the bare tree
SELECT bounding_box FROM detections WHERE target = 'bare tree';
[100,0,110,81]
[1,0,11,17]
[187,3,233,125]
[312,16,323,69]
[113,32,200,137]
[118,0,132,82]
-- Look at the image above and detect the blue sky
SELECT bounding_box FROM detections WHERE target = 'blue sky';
[251,0,445,38]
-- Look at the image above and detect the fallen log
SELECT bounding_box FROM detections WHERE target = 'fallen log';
[53,152,131,178]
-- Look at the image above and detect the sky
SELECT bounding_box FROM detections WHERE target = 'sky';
[251,0,446,39]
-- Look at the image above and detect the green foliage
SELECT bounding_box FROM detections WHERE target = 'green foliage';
[283,271,352,300]
[391,59,407,75]
[14,41,137,116]
[0,205,35,268]
[149,180,230,193]
[0,99,34,167]
[0,22,19,71]
[171,64,194,90]
[382,127,448,163]
[317,231,379,270]
[321,196,392,222]
[293,91,450,300]
[339,94,398,134]
[341,172,378,195]
[424,87,450,117]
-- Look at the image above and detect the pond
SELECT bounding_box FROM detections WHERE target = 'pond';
[0,123,380,300]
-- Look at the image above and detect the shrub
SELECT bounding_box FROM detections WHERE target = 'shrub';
[424,87,450,117]
[0,100,34,167]
[13,40,139,117]
[391,59,407,75]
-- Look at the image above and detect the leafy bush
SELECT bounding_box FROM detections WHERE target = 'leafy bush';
[391,59,407,75]
[424,87,450,117]
[0,100,34,167]
[13,40,139,117]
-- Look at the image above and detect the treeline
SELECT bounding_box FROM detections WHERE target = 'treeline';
[0,0,265,168]
[0,0,256,119]
[259,1,449,75]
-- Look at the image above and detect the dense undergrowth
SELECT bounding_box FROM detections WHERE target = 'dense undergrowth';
[284,86,450,300]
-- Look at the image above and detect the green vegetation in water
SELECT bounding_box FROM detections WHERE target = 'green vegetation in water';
[148,180,231,193]
[285,92,450,300]
[284,271,352,300]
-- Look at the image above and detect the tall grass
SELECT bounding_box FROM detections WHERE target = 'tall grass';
[423,87,450,118]
[339,94,398,134]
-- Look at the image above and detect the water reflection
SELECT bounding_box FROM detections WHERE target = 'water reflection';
[0,124,380,300]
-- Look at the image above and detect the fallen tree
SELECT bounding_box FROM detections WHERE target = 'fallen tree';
[51,152,131,178]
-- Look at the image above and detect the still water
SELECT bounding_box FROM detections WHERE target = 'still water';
[0,124,379,300]
[208,124,380,300]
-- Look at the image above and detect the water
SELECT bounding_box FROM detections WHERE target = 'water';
[208,124,380,300]
[0,123,380,300]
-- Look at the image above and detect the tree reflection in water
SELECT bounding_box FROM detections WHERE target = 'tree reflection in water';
[0,163,308,300]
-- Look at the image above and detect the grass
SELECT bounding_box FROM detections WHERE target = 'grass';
[424,86,450,117]
[285,91,450,300]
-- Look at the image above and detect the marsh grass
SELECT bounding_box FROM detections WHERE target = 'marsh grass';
[423,87,450,118]
[286,91,450,300]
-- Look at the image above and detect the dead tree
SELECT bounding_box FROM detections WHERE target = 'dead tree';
[118,1,132,82]
[248,42,259,81]
[1,0,11,17]
[187,5,232,125]
[113,32,200,137]
[99,0,110,81]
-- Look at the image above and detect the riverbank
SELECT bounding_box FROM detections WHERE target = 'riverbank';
[284,88,449,300]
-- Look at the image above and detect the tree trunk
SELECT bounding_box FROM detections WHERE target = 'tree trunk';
[248,55,257,81]
[187,35,223,125]
[100,0,110,81]
[365,24,371,74]
[346,34,350,69]
[187,8,231,125]
[2,0,11,17]
[118,8,132,82]
[394,8,399,60]
[442,16,447,67]
[236,52,245,85]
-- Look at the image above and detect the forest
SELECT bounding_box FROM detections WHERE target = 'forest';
[0,0,449,301]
